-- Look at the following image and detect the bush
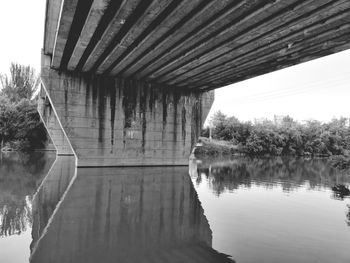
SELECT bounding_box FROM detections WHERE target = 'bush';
[203,112,350,157]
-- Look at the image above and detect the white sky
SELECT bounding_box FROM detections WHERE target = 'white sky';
[0,0,349,123]
[0,0,45,75]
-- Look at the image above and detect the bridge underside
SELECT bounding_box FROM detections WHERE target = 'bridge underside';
[40,0,350,166]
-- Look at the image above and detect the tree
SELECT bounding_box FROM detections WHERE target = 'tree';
[0,95,15,148]
[14,99,47,149]
[210,111,229,140]
[0,63,39,103]
[0,63,47,151]
[203,111,350,157]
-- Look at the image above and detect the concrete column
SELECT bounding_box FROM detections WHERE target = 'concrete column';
[40,66,214,167]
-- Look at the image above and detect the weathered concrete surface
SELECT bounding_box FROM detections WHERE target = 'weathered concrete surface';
[38,86,74,155]
[30,166,234,263]
[41,66,213,167]
[44,0,350,90]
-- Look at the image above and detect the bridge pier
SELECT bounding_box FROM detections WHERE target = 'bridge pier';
[39,65,213,167]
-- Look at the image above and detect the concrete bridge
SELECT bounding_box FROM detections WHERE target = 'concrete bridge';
[39,0,350,167]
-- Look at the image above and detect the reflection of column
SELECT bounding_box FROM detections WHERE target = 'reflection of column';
[31,156,76,251]
[30,166,234,263]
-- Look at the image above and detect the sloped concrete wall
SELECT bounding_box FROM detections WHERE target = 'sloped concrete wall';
[41,68,214,167]
[38,86,74,155]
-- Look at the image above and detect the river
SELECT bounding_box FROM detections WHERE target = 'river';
[0,153,349,263]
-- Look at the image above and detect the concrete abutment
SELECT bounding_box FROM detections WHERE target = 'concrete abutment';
[39,66,213,167]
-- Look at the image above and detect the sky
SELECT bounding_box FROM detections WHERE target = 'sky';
[0,0,45,75]
[0,0,349,123]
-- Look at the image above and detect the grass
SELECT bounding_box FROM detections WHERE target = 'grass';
[194,137,240,156]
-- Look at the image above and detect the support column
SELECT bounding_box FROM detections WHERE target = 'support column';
[40,66,213,167]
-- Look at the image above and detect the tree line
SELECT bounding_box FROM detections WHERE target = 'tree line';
[202,111,350,157]
[0,63,47,151]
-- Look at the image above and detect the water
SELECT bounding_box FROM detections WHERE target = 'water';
[0,153,350,263]
[192,157,350,263]
[0,152,56,263]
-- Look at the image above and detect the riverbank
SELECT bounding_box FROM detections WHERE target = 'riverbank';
[195,138,350,171]
[194,137,241,156]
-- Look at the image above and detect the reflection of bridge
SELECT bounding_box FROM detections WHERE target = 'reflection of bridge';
[30,157,234,263]
[39,0,350,166]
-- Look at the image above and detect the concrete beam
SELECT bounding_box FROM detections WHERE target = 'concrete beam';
[80,0,143,72]
[103,0,206,75]
[128,0,264,79]
[96,0,177,74]
[174,5,350,87]
[202,41,350,91]
[47,0,350,91]
[150,0,332,83]
[163,0,350,86]
[43,0,63,55]
[67,0,112,71]
[187,26,350,90]
[51,0,80,69]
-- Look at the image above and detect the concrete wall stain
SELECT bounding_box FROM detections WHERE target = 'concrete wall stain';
[85,77,91,118]
[48,99,52,117]
[109,78,117,152]
[92,77,98,122]
[190,94,203,152]
[173,92,180,143]
[162,90,168,136]
[181,105,187,153]
[122,79,138,149]
[122,80,138,129]
[63,78,69,124]
[148,82,154,113]
[152,85,159,120]
[139,82,147,154]
[97,78,107,146]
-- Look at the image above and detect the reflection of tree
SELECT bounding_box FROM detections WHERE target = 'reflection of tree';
[193,157,350,196]
[0,152,55,237]
[0,203,31,236]
[331,185,350,200]
[346,205,350,227]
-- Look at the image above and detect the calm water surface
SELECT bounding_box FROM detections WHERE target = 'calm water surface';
[0,153,350,263]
